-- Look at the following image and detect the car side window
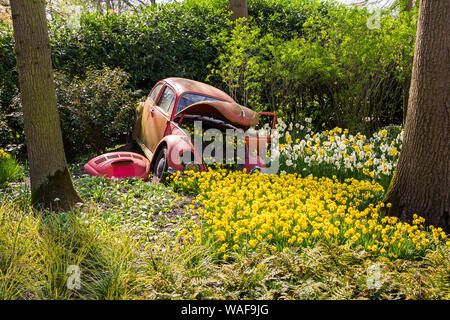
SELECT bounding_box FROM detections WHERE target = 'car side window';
[148,83,163,103]
[156,86,176,114]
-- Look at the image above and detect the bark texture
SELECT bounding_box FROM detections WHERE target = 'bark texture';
[384,0,450,232]
[229,0,248,22]
[10,0,81,211]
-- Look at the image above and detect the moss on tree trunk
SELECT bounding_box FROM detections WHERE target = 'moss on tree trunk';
[32,168,81,211]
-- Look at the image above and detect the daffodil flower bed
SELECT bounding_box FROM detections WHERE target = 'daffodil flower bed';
[271,119,403,191]
[172,169,449,261]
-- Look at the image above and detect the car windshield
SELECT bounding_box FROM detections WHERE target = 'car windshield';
[176,93,222,113]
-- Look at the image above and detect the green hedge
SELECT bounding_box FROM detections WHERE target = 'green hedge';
[0,0,327,109]
[0,0,417,154]
[47,0,231,91]
[209,1,417,133]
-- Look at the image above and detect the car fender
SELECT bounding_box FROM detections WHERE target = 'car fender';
[152,135,202,171]
[244,153,266,173]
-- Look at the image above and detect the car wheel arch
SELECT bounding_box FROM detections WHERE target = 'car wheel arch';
[150,141,168,173]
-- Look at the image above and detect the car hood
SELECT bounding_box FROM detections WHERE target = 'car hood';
[175,101,259,129]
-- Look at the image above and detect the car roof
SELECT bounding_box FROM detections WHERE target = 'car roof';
[164,77,235,103]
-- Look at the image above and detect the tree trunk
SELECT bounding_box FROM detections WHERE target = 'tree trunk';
[10,0,82,211]
[229,0,248,22]
[96,0,103,14]
[401,75,410,126]
[384,0,450,232]
[401,0,414,126]
[404,0,418,12]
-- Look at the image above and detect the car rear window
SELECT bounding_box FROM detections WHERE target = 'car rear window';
[176,93,222,113]
[156,86,176,114]
[148,83,163,103]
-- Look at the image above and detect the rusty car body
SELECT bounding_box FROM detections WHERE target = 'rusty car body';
[131,77,276,180]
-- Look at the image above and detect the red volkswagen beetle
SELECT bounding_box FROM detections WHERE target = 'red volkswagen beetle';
[129,77,276,181]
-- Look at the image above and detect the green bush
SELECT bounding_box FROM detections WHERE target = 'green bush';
[47,0,230,89]
[55,66,142,159]
[247,0,329,39]
[0,22,16,113]
[209,1,418,134]
[0,92,25,157]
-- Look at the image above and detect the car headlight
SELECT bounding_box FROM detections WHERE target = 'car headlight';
[249,166,262,174]
[185,163,201,172]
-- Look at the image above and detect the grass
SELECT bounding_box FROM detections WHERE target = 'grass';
[0,201,142,299]
[0,155,24,188]
[0,174,449,300]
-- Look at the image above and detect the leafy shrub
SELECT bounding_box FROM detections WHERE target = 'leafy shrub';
[47,0,230,90]
[7,66,142,160]
[0,92,25,157]
[55,66,143,159]
[0,22,16,113]
[247,0,328,39]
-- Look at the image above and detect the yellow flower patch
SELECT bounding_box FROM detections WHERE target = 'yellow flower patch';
[175,169,448,260]
[0,149,10,160]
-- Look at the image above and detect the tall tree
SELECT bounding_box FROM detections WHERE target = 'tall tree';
[384,0,449,232]
[400,0,417,125]
[229,0,247,22]
[10,0,81,210]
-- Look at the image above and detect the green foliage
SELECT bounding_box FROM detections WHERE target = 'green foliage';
[55,66,142,158]
[247,0,329,39]
[0,22,16,111]
[208,20,279,111]
[0,93,25,156]
[210,1,418,134]
[47,0,230,90]
[0,201,142,299]
[73,175,185,234]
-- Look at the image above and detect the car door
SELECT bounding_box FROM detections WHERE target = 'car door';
[145,85,176,152]
[141,83,163,148]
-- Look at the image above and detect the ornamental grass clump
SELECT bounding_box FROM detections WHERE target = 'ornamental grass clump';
[0,149,24,188]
